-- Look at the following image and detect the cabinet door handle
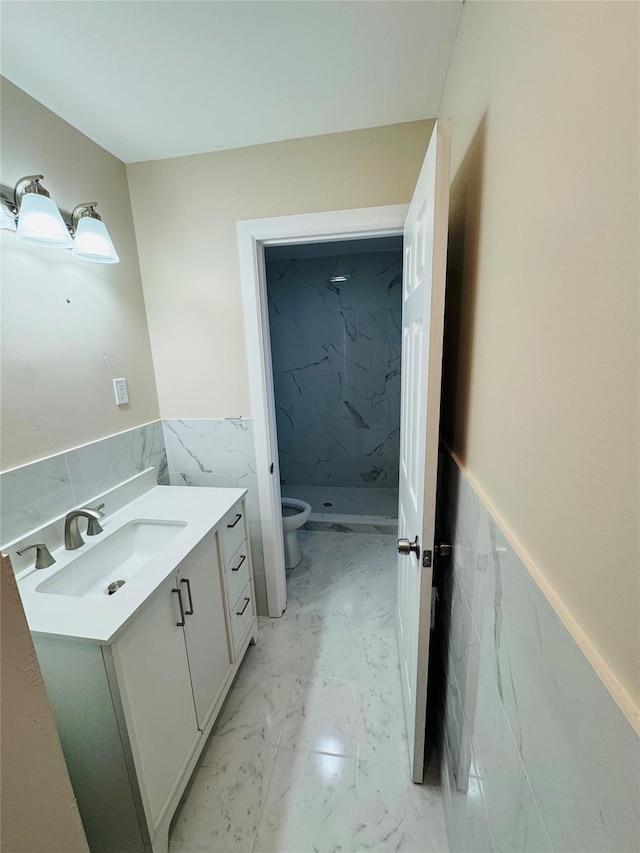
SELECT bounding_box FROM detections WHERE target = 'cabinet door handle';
[227,513,242,529]
[232,554,246,572]
[180,578,194,615]
[172,587,186,627]
[236,597,250,616]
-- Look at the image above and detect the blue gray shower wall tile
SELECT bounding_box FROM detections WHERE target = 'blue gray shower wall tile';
[267,251,402,489]
[276,424,400,488]
[0,421,167,547]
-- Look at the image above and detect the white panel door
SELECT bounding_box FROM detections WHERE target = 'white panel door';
[396,119,451,783]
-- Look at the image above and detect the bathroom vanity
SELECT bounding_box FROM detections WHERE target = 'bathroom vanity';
[16,483,257,853]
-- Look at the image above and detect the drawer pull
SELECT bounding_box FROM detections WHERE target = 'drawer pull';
[227,513,242,529]
[232,554,246,573]
[236,597,250,616]
[172,587,186,627]
[180,578,194,615]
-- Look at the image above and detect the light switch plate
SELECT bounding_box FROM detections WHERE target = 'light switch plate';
[113,378,129,406]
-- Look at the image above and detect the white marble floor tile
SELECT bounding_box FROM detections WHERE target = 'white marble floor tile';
[169,531,449,853]
[170,731,277,853]
[253,747,357,853]
[305,587,365,631]
[353,758,448,853]
[208,670,294,748]
[363,587,397,633]
[281,675,361,757]
[357,680,409,767]
[238,614,308,678]
[360,629,402,686]
[297,623,364,681]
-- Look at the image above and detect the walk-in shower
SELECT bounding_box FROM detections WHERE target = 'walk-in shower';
[265,237,402,533]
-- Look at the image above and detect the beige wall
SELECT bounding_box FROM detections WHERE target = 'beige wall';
[1,555,88,852]
[0,79,160,471]
[439,1,639,711]
[127,121,431,417]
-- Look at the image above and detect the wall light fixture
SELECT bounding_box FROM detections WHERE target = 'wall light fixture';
[0,174,119,264]
[14,175,74,248]
[72,204,119,264]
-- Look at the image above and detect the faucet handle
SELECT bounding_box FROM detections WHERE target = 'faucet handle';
[86,514,104,537]
[16,543,56,570]
[84,503,105,536]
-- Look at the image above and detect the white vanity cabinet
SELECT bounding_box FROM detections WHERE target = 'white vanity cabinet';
[32,492,258,853]
[111,528,231,832]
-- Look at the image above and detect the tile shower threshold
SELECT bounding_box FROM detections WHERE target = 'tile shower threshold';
[305,512,397,535]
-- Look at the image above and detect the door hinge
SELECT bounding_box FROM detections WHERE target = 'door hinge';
[270,463,274,474]
[423,550,432,568]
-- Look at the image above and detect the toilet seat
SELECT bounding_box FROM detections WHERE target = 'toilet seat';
[280,497,312,568]
[281,498,311,531]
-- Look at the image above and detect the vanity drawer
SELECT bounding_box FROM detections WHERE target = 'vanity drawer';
[230,582,254,653]
[220,503,247,563]
[226,540,250,606]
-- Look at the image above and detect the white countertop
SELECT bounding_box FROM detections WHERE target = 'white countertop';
[18,485,246,644]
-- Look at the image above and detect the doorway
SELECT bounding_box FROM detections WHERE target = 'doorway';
[265,236,403,541]
[238,204,408,618]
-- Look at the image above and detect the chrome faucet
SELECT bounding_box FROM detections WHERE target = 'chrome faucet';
[64,506,104,550]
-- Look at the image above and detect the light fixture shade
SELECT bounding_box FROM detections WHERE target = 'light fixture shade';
[71,215,119,264]
[15,192,73,248]
[1,204,17,231]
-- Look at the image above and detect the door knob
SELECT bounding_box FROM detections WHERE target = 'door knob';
[397,536,420,558]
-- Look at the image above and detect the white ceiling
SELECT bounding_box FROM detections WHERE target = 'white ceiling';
[0,1,462,164]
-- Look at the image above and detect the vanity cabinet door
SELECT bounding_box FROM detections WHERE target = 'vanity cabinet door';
[112,576,200,830]
[179,530,232,729]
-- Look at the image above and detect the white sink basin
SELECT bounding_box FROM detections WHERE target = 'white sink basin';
[37,519,187,599]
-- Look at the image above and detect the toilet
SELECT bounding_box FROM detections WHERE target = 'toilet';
[281,498,312,569]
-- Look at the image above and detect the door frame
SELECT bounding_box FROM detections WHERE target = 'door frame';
[237,204,409,616]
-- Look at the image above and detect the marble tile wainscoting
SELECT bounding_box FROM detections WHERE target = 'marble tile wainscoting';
[0,421,167,548]
[438,453,640,853]
[266,250,403,490]
[161,418,268,614]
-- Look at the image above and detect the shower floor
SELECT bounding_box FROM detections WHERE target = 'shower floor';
[281,485,398,535]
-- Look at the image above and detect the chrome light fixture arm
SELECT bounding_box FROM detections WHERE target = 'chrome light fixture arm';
[71,202,101,233]
[14,174,51,209]
[2,175,53,218]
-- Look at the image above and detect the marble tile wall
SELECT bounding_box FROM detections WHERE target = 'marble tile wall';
[161,418,267,615]
[266,251,402,489]
[438,453,640,852]
[0,422,166,547]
